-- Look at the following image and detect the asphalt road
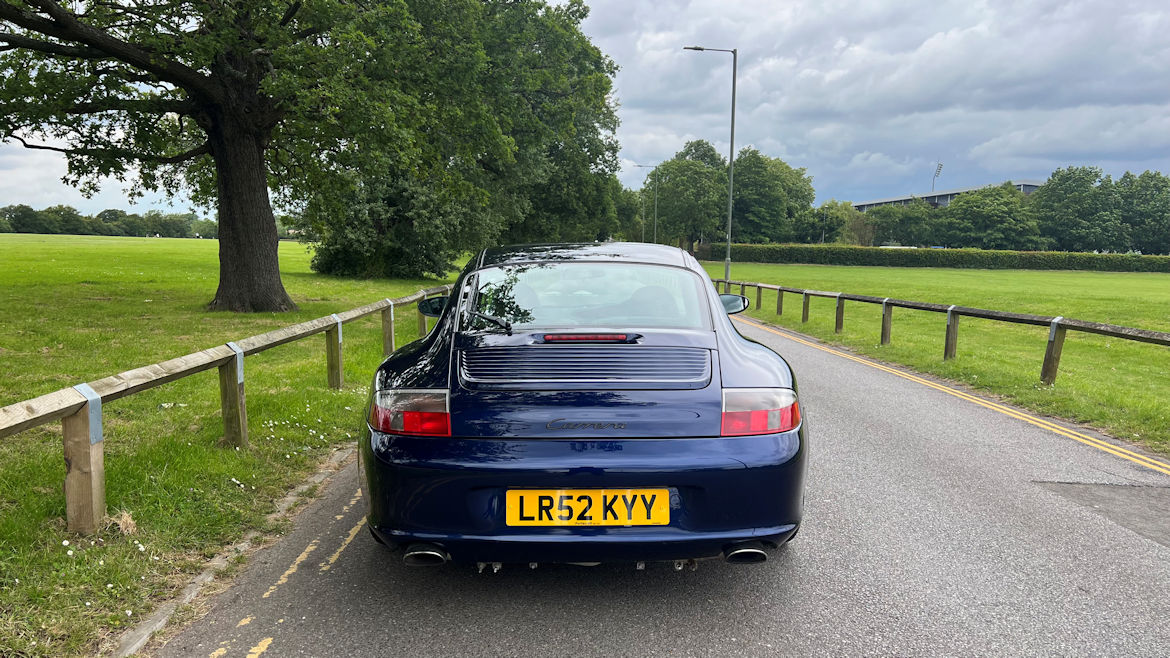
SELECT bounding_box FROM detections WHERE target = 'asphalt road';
[155,318,1170,657]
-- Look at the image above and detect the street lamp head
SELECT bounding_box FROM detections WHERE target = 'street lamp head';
[683,46,704,51]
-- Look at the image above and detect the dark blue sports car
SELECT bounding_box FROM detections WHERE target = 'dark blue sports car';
[360,243,806,569]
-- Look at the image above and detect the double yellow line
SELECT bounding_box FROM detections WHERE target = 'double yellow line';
[735,316,1170,477]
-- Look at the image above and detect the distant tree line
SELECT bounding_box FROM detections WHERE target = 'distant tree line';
[637,139,816,250]
[829,167,1170,254]
[642,160,1169,255]
[0,204,300,240]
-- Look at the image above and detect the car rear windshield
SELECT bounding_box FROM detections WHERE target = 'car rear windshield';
[468,262,710,331]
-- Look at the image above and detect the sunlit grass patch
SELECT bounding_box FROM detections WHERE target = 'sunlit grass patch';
[0,234,454,656]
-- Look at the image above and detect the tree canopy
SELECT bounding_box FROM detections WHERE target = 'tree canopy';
[1030,167,1128,252]
[1,0,622,308]
[294,0,622,278]
[829,167,1170,254]
[640,140,814,249]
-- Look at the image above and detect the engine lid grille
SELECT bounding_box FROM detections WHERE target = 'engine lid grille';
[459,346,712,390]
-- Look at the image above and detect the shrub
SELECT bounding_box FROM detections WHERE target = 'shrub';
[696,243,1170,273]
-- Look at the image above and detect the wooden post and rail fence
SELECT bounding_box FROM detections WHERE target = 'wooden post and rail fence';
[0,284,453,535]
[715,277,1170,387]
[8,277,1168,535]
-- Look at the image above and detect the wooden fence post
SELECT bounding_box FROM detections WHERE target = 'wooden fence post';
[801,293,811,323]
[739,282,746,296]
[219,342,248,448]
[834,295,845,334]
[880,298,892,345]
[326,314,343,389]
[381,300,395,356]
[1041,316,1067,385]
[776,290,783,316]
[63,384,105,534]
[755,286,762,312]
[944,305,959,360]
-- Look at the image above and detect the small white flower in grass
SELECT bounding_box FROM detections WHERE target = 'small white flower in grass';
[106,583,113,589]
[138,545,145,552]
[67,550,74,556]
[99,560,104,566]
[85,602,91,607]
[344,406,352,411]
[126,610,133,616]
[62,540,70,546]
[152,556,159,561]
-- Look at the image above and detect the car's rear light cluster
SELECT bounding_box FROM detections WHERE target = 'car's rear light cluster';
[721,388,801,436]
[369,389,450,436]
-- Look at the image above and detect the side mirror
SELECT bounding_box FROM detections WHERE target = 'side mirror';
[720,293,750,314]
[418,296,447,318]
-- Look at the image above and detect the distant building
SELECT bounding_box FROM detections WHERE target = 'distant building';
[853,180,1044,212]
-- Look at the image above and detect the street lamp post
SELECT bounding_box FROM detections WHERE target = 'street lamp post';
[640,193,646,242]
[685,45,737,289]
[633,163,659,243]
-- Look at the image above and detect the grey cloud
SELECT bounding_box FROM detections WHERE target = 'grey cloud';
[5,1,1169,212]
[586,0,1170,203]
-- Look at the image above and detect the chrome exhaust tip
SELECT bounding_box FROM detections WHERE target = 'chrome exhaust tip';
[724,541,768,564]
[402,543,449,567]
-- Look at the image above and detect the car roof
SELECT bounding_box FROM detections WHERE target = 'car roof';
[478,242,692,269]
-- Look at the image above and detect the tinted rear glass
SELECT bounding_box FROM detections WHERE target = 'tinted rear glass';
[469,262,710,330]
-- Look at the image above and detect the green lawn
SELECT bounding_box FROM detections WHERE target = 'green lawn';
[704,261,1170,455]
[0,234,453,656]
[3,237,1168,655]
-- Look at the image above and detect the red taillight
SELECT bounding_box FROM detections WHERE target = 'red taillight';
[543,334,628,342]
[721,388,800,436]
[369,389,450,437]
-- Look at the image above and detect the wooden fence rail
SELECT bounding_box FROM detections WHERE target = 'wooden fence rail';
[716,278,1170,385]
[0,284,452,534]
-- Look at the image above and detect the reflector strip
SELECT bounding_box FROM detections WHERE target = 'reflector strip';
[71,383,103,445]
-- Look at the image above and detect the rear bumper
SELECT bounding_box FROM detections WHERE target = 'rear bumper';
[360,428,806,564]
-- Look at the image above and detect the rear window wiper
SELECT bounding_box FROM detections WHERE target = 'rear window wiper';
[470,311,512,335]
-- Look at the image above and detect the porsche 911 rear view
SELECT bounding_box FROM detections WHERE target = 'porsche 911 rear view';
[360,243,807,569]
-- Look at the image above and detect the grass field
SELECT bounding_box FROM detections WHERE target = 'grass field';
[0,234,453,656]
[702,261,1170,456]
[3,236,1168,655]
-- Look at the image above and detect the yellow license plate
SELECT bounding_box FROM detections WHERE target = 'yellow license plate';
[505,489,670,526]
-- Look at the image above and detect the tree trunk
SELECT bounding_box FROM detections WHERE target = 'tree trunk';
[206,119,296,312]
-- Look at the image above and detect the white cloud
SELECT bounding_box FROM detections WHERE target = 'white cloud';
[588,0,1170,203]
[5,0,1170,211]
[0,143,189,214]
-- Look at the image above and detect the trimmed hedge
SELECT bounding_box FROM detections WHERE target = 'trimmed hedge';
[696,243,1170,273]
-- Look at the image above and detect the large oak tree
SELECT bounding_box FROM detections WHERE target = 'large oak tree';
[0,0,428,311]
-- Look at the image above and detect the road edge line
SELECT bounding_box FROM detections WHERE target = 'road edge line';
[110,447,356,657]
[734,316,1170,477]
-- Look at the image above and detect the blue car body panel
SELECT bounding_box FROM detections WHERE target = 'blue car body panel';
[361,243,807,563]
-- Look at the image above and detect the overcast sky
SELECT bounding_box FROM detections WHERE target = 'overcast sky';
[587,0,1170,203]
[3,0,1169,213]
